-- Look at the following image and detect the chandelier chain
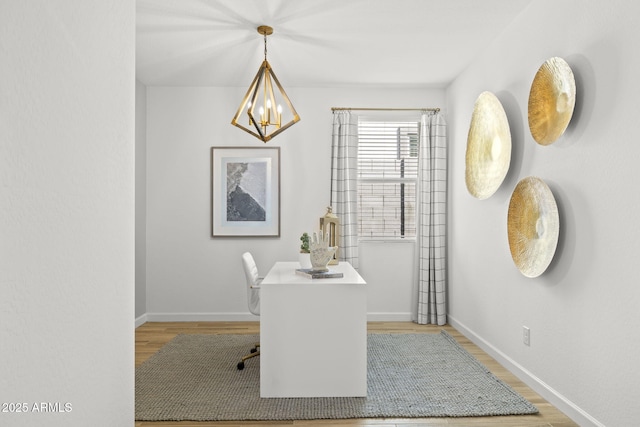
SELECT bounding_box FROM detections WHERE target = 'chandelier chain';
[264,34,268,61]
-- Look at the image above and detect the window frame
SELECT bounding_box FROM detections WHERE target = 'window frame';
[356,114,421,242]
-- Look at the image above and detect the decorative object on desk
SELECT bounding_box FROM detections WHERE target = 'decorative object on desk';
[319,206,340,264]
[135,332,538,421]
[211,147,280,237]
[528,57,576,145]
[465,91,512,200]
[230,25,300,143]
[507,176,559,278]
[309,231,338,272]
[298,232,312,269]
[295,268,344,279]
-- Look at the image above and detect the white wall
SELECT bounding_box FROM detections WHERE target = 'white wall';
[145,86,444,321]
[446,1,640,426]
[136,80,148,321]
[0,2,135,427]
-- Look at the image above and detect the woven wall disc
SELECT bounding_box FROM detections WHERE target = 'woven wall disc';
[507,177,559,278]
[465,91,512,199]
[528,57,576,145]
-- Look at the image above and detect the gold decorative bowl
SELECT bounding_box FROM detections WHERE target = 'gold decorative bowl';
[507,177,559,278]
[465,91,512,199]
[528,57,576,145]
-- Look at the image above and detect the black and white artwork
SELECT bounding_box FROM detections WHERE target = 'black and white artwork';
[211,147,280,237]
[226,161,267,221]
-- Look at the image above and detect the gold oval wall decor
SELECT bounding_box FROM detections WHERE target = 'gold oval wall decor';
[465,91,512,199]
[528,57,576,145]
[507,177,559,278]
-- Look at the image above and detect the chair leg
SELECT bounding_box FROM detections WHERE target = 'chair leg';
[237,342,260,370]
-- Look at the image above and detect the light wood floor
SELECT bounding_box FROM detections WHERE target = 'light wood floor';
[135,322,577,427]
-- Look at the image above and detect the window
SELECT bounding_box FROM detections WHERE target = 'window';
[357,117,420,240]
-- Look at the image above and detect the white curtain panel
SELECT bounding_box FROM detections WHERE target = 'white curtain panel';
[416,112,448,325]
[330,111,359,269]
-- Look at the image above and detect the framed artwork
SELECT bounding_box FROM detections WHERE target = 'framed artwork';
[211,146,280,237]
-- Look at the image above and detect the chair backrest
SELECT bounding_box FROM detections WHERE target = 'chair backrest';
[241,252,260,316]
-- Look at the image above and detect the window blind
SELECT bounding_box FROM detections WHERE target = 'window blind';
[357,120,420,239]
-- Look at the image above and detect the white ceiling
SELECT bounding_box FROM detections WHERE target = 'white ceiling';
[136,0,532,88]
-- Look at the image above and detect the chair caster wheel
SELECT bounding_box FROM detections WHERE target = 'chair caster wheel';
[250,348,257,354]
[237,361,245,370]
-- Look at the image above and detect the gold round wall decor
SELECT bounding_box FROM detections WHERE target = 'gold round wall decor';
[507,177,559,278]
[528,57,576,145]
[465,91,512,199]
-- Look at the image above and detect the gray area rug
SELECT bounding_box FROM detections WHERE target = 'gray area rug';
[135,331,538,421]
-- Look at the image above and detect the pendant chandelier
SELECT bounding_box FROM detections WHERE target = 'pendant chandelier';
[231,25,300,143]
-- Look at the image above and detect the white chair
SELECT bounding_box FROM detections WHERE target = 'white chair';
[237,252,262,370]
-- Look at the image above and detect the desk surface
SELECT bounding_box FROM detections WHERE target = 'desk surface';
[261,261,366,286]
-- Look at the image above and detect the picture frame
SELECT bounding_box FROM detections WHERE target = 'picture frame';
[211,146,280,237]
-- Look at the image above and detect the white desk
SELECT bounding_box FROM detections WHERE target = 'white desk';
[259,261,367,398]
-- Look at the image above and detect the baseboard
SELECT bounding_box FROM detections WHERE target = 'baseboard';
[144,312,261,322]
[448,315,604,427]
[367,312,413,322]
[135,313,148,328]
[136,312,412,325]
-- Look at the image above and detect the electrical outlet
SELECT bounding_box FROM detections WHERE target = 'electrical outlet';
[523,326,530,346]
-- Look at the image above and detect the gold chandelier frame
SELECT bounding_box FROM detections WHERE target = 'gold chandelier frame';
[231,25,300,143]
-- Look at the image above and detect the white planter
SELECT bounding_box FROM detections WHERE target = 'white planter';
[298,252,312,269]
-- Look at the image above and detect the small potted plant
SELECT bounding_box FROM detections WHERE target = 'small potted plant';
[299,232,312,269]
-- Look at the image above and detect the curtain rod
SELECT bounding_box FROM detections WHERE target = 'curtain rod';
[331,107,440,112]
